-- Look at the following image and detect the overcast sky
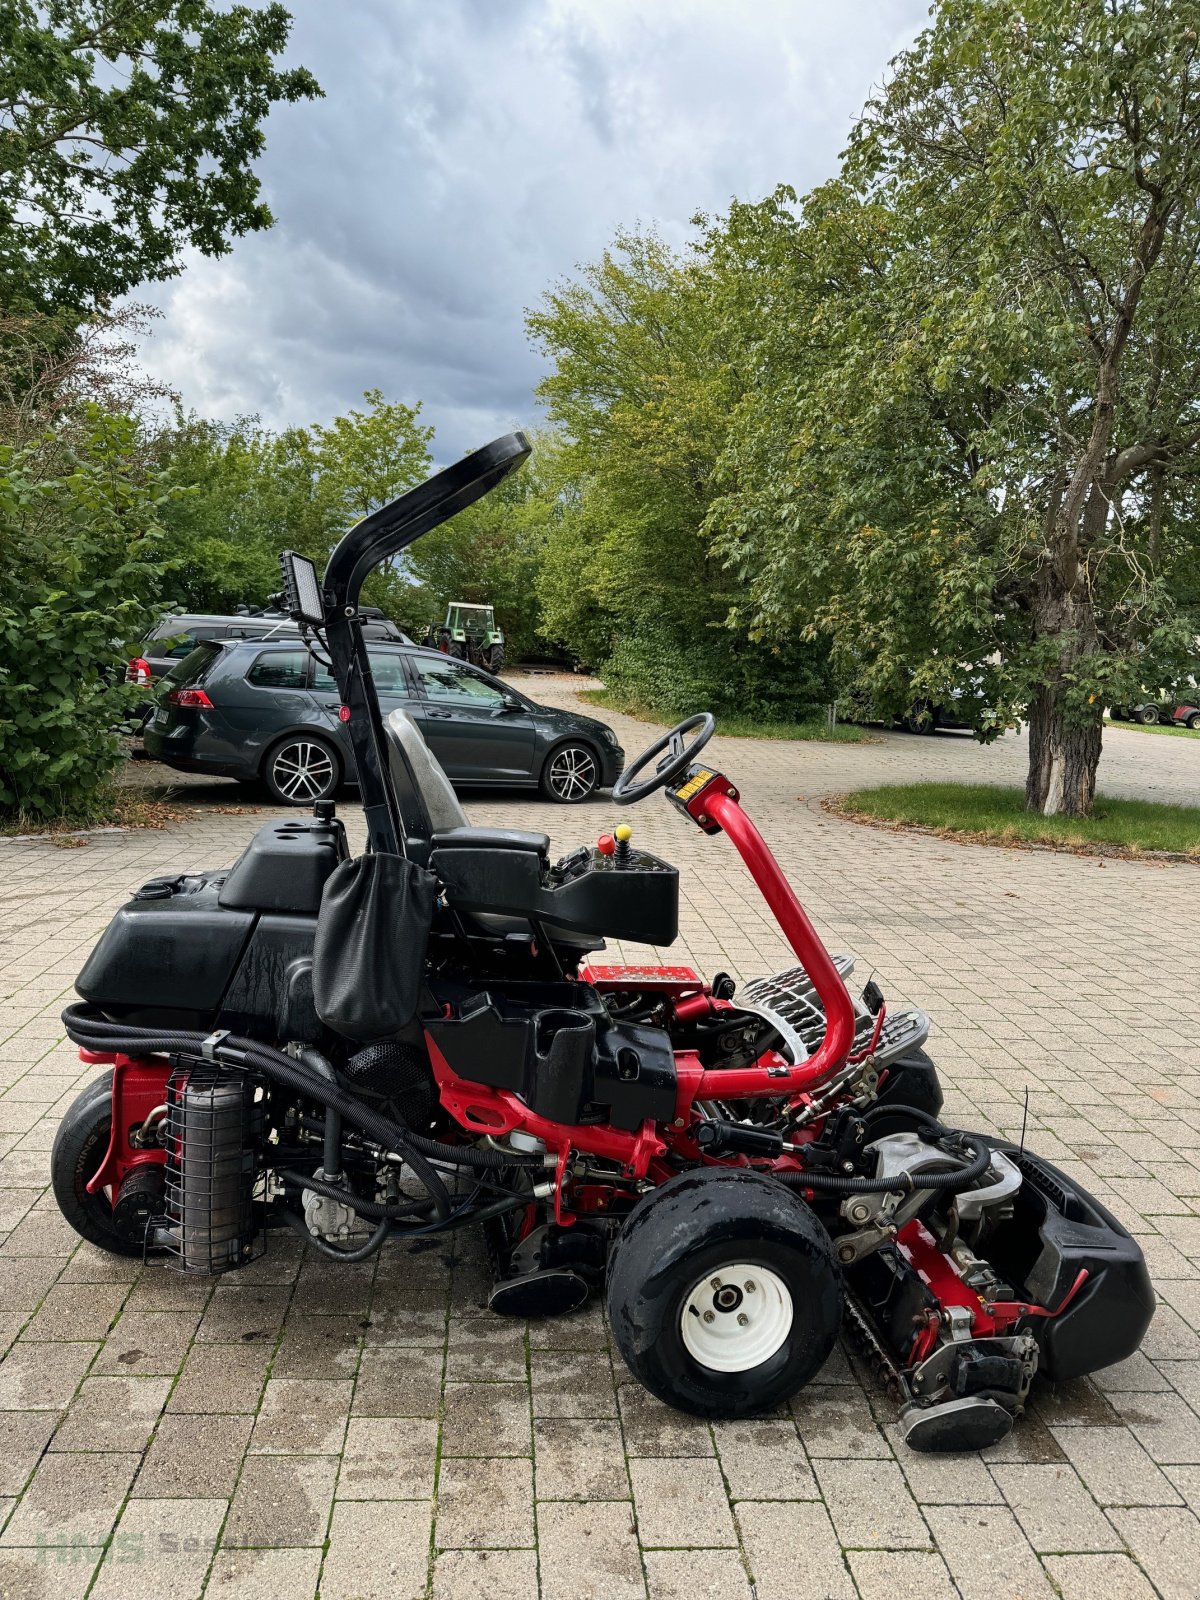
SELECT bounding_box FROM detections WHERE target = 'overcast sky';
[136,0,929,461]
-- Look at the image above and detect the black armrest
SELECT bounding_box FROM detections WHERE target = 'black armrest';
[431,827,550,856]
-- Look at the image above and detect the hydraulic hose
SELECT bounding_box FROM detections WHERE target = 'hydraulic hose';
[776,1128,992,1196]
[62,1005,541,1175]
[62,1005,457,1218]
[281,1205,392,1263]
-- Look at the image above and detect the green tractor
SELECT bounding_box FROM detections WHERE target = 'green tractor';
[424,601,505,672]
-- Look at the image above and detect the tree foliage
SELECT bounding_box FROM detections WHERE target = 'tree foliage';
[527,230,834,719]
[0,0,320,312]
[709,0,1200,814]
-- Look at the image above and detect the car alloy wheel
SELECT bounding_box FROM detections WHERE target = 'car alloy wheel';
[544,743,599,802]
[266,738,338,805]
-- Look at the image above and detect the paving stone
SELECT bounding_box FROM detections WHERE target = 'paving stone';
[848,1549,960,1600]
[205,1546,322,1600]
[1110,1389,1200,1464]
[88,1496,225,1600]
[885,1423,1003,1504]
[925,1504,1058,1600]
[617,1381,715,1455]
[20,1284,127,1343]
[537,1499,645,1600]
[813,1457,931,1550]
[712,1417,816,1500]
[444,1317,526,1381]
[0,1411,58,1496]
[91,1311,199,1376]
[629,1455,737,1548]
[338,1416,438,1499]
[432,1548,539,1600]
[194,1286,291,1346]
[0,1546,103,1599]
[353,1346,442,1416]
[1043,1552,1160,1599]
[1108,1506,1200,1600]
[530,1350,617,1418]
[49,1375,170,1452]
[319,1499,430,1600]
[0,1342,97,1410]
[441,1380,531,1457]
[435,1455,534,1548]
[791,1384,890,1457]
[270,1313,363,1378]
[222,1453,338,1547]
[0,1451,139,1547]
[137,1411,253,1497]
[534,1417,629,1500]
[644,1548,752,1599]
[248,1377,352,1454]
[736,1500,855,1600]
[0,1256,68,1314]
[166,1341,271,1413]
[1050,1423,1183,1506]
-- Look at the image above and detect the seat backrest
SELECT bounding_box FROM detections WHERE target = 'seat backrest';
[385,707,469,840]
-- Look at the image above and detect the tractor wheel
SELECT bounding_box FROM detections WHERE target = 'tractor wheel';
[487,644,506,673]
[51,1074,147,1257]
[607,1168,842,1418]
[448,641,466,660]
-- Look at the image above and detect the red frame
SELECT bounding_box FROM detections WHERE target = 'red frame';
[80,1051,170,1198]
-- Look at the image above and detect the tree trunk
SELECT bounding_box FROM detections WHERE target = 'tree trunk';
[1024,680,1103,817]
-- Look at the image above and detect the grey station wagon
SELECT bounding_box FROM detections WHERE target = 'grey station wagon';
[143,639,624,805]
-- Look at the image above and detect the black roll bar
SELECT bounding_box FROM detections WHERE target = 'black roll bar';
[320,432,531,854]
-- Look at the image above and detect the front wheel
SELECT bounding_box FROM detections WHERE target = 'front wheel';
[262,734,340,806]
[487,644,506,672]
[51,1074,144,1257]
[1186,713,1200,731]
[540,742,600,803]
[607,1169,842,1418]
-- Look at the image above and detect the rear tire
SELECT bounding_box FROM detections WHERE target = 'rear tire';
[448,641,466,660]
[1138,706,1159,725]
[607,1169,842,1418]
[261,734,340,806]
[51,1074,144,1257]
[487,644,506,672]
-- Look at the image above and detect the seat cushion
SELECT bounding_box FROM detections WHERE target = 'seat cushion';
[431,827,550,856]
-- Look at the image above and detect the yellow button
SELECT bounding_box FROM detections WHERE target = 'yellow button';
[614,823,633,842]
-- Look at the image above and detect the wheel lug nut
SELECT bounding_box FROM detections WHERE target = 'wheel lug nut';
[745,1281,756,1293]
[703,1310,715,1323]
[710,1277,722,1290]
[737,1313,749,1326]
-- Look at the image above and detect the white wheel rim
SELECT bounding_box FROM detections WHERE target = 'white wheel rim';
[680,1263,793,1373]
[272,742,334,801]
[549,746,596,800]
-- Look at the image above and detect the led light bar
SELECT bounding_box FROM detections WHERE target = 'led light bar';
[279,550,325,625]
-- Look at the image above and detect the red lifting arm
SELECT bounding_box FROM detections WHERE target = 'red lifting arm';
[696,789,856,1097]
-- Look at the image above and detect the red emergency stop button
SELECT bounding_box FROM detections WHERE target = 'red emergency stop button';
[596,834,616,856]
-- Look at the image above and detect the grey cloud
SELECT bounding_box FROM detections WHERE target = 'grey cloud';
[135,0,929,460]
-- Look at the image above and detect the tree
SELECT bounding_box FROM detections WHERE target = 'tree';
[0,0,320,313]
[528,230,833,718]
[713,0,1200,815]
[309,388,434,529]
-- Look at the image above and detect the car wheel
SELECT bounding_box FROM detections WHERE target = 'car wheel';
[607,1169,842,1418]
[540,742,600,803]
[262,734,340,806]
[1138,706,1159,725]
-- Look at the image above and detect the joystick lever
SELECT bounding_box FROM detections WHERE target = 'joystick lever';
[614,823,632,864]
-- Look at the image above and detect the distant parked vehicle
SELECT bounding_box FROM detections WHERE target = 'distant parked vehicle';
[127,609,412,689]
[423,602,505,671]
[1109,698,1200,729]
[142,638,623,805]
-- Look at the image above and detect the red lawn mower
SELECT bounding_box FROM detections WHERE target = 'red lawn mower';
[54,435,1153,1452]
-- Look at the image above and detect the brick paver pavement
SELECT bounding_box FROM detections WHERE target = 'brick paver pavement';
[1,682,1198,1599]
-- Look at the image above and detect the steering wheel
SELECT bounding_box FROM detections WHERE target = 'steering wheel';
[612,713,716,807]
